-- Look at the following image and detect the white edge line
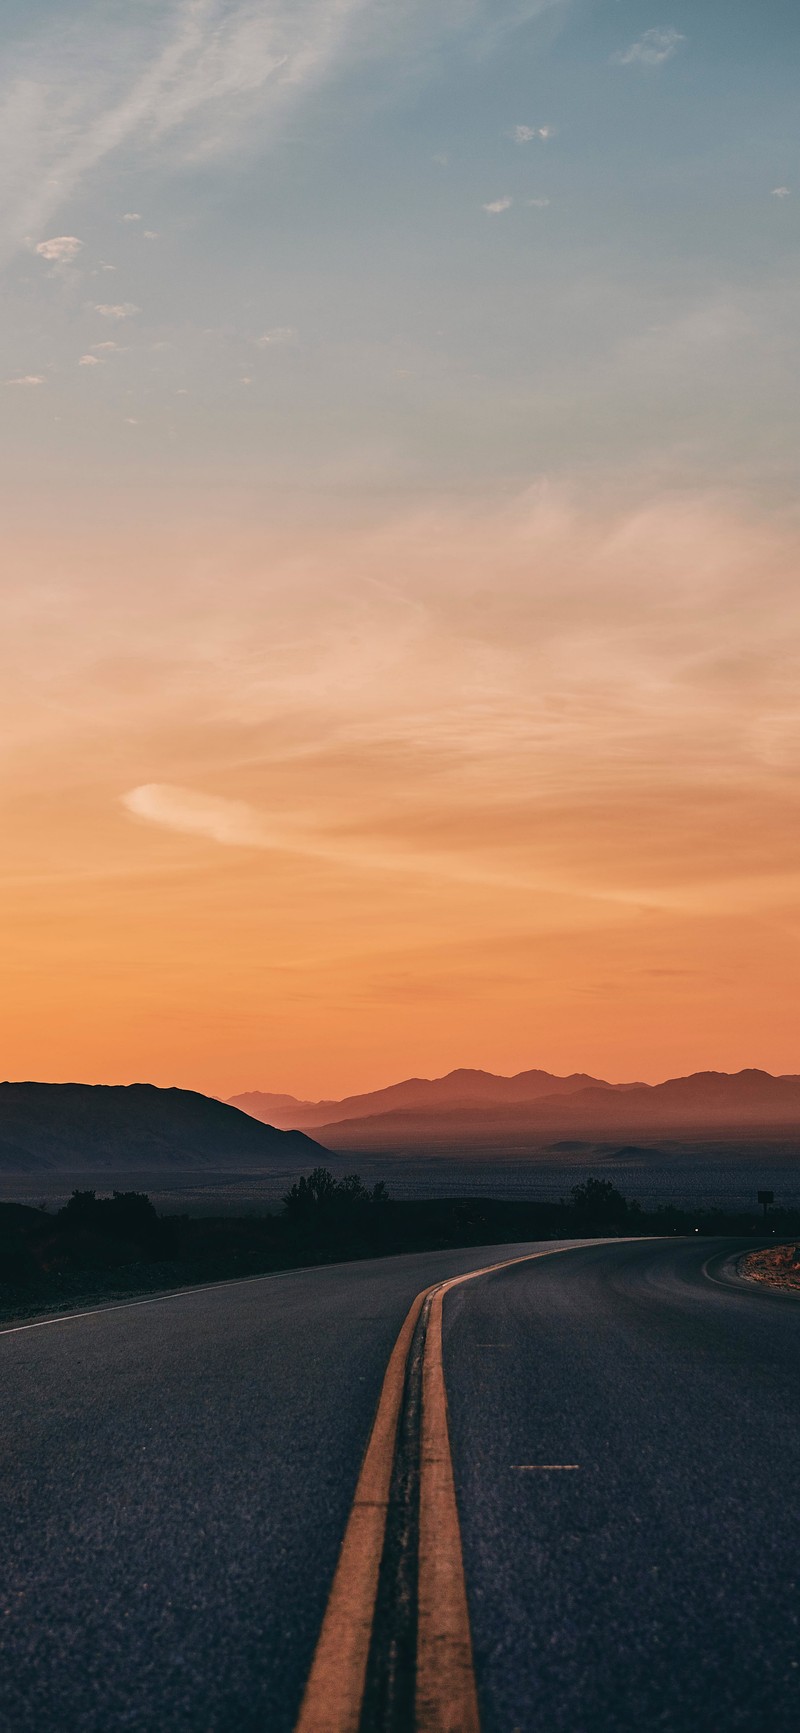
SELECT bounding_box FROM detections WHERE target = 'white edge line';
[0,1262,338,1336]
[0,1239,580,1338]
[0,1233,647,1339]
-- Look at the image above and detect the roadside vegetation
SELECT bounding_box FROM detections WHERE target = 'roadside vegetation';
[740,1243,800,1292]
[2,1170,799,1322]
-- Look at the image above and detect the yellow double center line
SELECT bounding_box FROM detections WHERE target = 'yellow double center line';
[294,1245,586,1733]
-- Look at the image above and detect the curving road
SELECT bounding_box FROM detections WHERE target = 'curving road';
[445,1239,800,1732]
[1,1238,798,1732]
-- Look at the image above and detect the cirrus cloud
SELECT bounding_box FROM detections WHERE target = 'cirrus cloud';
[93,302,140,319]
[0,1,563,259]
[614,27,685,67]
[119,783,621,902]
[122,784,278,849]
[257,325,298,347]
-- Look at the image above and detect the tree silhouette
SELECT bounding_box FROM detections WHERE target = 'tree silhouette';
[282,1167,387,1224]
[59,1188,160,1242]
[569,1176,638,1229]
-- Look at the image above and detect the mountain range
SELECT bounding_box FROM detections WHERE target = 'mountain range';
[230,1069,629,1129]
[229,1068,800,1153]
[1,1069,797,1177]
[0,1083,321,1172]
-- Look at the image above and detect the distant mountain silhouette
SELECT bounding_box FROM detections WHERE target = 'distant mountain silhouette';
[229,1068,617,1130]
[231,1067,800,1154]
[0,1083,322,1172]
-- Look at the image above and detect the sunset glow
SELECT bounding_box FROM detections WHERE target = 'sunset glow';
[1,1,798,1096]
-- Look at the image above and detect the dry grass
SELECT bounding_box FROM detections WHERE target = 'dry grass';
[740,1244,800,1292]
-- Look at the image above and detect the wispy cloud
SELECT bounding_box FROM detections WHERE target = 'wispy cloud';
[79,354,103,366]
[122,212,142,222]
[0,1,365,252]
[511,123,552,142]
[771,186,791,199]
[614,27,685,67]
[0,2,561,258]
[257,326,298,347]
[119,783,632,903]
[93,302,140,319]
[123,784,278,849]
[35,234,83,263]
[8,489,800,936]
[7,374,44,386]
[483,195,512,214]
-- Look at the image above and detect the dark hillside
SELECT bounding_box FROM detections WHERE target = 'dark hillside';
[0,1083,322,1172]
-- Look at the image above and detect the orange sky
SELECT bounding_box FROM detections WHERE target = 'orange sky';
[2,489,799,1098]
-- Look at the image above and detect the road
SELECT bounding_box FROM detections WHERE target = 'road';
[445,1239,800,1732]
[1,1238,798,1731]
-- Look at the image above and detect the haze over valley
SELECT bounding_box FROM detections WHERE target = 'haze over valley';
[1,1069,798,1220]
[230,1066,800,1151]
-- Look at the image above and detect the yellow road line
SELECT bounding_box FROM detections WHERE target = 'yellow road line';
[295,1241,605,1733]
[294,1287,428,1733]
[416,1278,480,1733]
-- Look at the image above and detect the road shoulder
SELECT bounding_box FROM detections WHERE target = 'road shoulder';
[739,1244,800,1293]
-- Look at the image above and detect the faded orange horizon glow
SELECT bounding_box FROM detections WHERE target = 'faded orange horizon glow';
[4,2,799,1103]
[3,490,799,1100]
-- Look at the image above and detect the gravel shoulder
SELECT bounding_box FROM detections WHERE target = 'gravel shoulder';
[739,1245,800,1292]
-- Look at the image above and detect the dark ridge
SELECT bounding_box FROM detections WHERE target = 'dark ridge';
[0,1082,322,1173]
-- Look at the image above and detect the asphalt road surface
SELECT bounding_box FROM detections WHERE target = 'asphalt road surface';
[445,1239,800,1732]
[2,1238,798,1732]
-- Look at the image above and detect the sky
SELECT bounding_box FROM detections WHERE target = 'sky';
[1,0,799,1097]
